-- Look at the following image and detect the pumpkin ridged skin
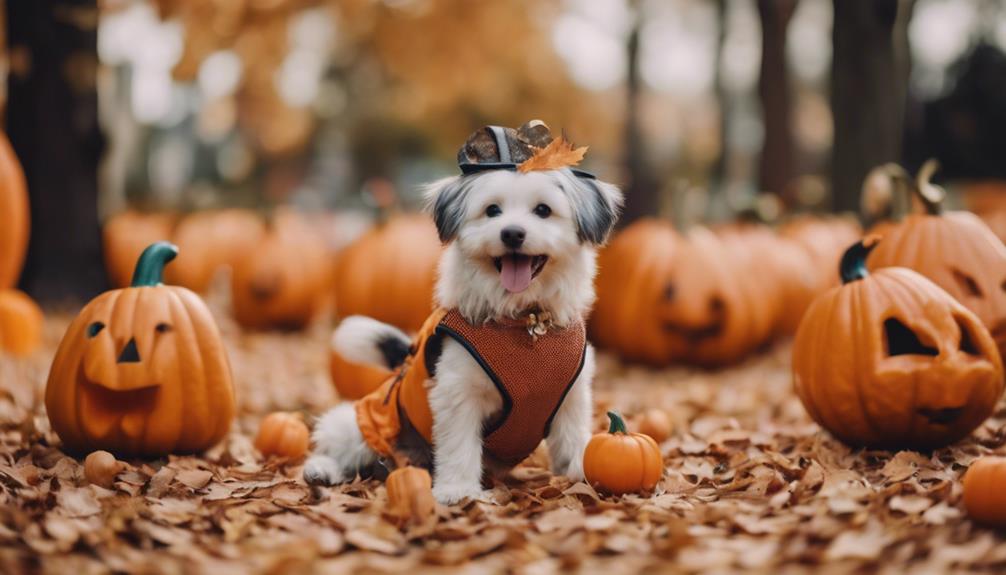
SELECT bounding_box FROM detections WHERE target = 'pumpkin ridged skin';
[46,243,236,457]
[254,412,309,459]
[867,211,1006,360]
[0,290,44,356]
[166,209,266,292]
[333,214,440,333]
[963,456,1006,527]
[386,466,436,522]
[330,345,392,400]
[103,210,177,288]
[0,132,29,290]
[231,210,331,330]
[794,243,1004,450]
[583,412,662,495]
[591,220,680,365]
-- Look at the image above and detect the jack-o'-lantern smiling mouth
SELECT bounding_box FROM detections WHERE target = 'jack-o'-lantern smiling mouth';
[492,253,548,294]
[662,319,725,344]
[78,379,160,438]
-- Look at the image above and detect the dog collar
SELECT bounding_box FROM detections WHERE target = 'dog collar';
[458,125,596,179]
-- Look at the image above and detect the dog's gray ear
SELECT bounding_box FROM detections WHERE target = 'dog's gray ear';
[424,176,471,243]
[568,176,623,245]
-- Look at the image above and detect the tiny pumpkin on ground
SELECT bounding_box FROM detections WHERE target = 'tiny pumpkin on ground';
[635,409,673,443]
[84,450,125,488]
[963,456,1006,528]
[254,412,310,459]
[584,411,663,495]
[0,289,44,356]
[385,466,436,524]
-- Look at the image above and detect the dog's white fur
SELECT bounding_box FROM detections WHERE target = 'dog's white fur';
[306,169,621,504]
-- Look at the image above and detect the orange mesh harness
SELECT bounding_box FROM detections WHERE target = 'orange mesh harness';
[355,308,587,466]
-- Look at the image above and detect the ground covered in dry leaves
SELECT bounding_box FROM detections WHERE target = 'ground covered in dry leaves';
[3,301,1006,574]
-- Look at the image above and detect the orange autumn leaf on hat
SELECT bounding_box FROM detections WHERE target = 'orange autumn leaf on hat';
[517,136,588,173]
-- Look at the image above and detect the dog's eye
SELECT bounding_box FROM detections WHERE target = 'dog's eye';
[485,204,502,218]
[533,204,552,218]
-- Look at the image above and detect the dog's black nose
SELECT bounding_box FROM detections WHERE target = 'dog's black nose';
[501,226,526,249]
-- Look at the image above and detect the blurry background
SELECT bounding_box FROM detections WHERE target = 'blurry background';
[4,0,1006,300]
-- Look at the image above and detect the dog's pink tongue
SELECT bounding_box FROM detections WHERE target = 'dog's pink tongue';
[500,255,533,293]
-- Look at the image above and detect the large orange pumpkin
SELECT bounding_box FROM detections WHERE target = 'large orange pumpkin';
[794,239,1004,450]
[591,219,681,365]
[0,131,29,290]
[0,290,44,356]
[231,210,331,330]
[867,162,1006,358]
[333,213,440,333]
[103,210,177,288]
[330,344,392,400]
[780,215,862,291]
[46,242,236,457]
[166,209,266,292]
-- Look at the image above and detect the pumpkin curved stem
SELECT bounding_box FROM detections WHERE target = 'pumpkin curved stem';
[839,237,879,284]
[606,410,628,434]
[131,242,179,287]
[913,159,945,216]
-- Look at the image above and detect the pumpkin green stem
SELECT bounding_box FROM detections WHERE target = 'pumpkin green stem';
[607,411,628,434]
[913,159,945,216]
[839,237,878,284]
[131,242,179,287]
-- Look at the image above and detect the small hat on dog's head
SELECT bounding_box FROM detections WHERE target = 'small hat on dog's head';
[457,120,594,179]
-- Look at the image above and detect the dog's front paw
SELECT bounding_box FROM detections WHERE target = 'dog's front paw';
[432,482,486,505]
[303,455,347,486]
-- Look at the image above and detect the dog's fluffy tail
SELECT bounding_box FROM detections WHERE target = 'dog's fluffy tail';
[332,316,411,370]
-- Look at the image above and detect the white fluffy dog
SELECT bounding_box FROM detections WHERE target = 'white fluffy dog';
[305,124,622,504]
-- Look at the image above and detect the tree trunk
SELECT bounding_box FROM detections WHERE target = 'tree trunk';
[756,0,797,199]
[830,0,910,214]
[620,8,659,226]
[6,0,106,301]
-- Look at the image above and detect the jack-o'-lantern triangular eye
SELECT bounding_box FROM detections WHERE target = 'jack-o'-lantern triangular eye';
[952,268,983,297]
[884,318,938,357]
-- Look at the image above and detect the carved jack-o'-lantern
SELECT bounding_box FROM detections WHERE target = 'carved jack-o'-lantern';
[46,242,236,457]
[867,162,1006,359]
[794,239,1004,450]
[657,227,776,366]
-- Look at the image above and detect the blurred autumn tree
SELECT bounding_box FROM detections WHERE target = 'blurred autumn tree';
[151,0,618,183]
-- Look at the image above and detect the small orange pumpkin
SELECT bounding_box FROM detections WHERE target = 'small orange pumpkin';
[584,411,663,495]
[254,412,310,459]
[0,290,44,356]
[867,162,1006,359]
[963,456,1006,527]
[102,210,177,288]
[794,239,1004,449]
[0,131,30,290]
[635,409,673,443]
[386,466,436,522]
[166,209,266,292]
[333,213,440,333]
[330,343,392,400]
[83,450,125,488]
[46,242,236,457]
[231,210,331,330]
